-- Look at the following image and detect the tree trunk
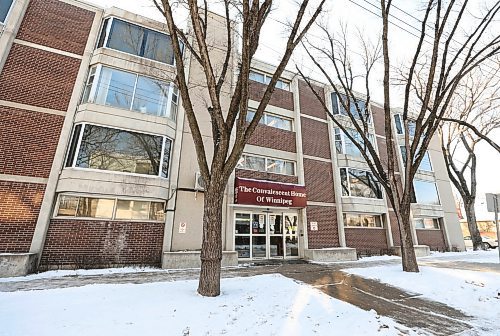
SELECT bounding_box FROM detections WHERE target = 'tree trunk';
[464,199,483,250]
[397,204,419,272]
[197,187,224,297]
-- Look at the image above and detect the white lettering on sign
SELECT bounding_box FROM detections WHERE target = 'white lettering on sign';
[179,222,187,234]
[310,221,318,231]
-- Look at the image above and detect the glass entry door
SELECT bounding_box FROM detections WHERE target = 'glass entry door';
[235,211,299,260]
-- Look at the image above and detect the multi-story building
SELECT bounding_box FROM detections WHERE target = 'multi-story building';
[0,0,464,276]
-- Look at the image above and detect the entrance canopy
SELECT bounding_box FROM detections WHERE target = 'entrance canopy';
[234,178,307,208]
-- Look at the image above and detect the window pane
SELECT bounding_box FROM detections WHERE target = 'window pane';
[150,202,165,221]
[266,158,284,174]
[252,214,266,234]
[243,155,266,171]
[344,214,361,227]
[76,125,163,176]
[57,195,80,216]
[97,18,109,48]
[0,0,13,22]
[132,76,169,117]
[340,168,349,196]
[413,180,440,205]
[82,67,97,103]
[249,71,264,83]
[394,114,403,134]
[115,200,150,220]
[143,29,174,64]
[235,213,250,234]
[348,169,382,199]
[161,138,172,178]
[107,19,144,56]
[65,124,82,167]
[284,162,295,175]
[95,67,136,109]
[419,152,432,171]
[252,236,266,258]
[76,197,114,218]
[235,236,250,258]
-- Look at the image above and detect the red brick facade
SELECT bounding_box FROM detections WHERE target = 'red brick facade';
[0,181,46,252]
[235,169,299,184]
[0,106,64,178]
[40,219,165,268]
[0,44,82,111]
[345,228,388,252]
[303,159,335,203]
[298,80,326,120]
[16,0,95,56]
[247,124,297,153]
[306,205,340,248]
[300,118,331,159]
[416,229,447,250]
[249,81,294,110]
[389,210,401,246]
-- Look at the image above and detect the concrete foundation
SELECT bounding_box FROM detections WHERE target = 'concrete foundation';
[0,253,38,278]
[304,248,357,262]
[162,251,239,269]
[392,245,431,257]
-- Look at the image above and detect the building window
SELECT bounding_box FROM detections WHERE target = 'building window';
[237,154,295,176]
[334,127,374,158]
[414,217,440,229]
[412,180,440,205]
[65,124,173,178]
[249,70,290,91]
[97,17,180,65]
[331,93,372,123]
[340,168,383,199]
[82,65,178,120]
[246,109,293,131]
[55,194,165,222]
[400,146,433,172]
[0,0,13,23]
[343,213,383,228]
[394,114,416,136]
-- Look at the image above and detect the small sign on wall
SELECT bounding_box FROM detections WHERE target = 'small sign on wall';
[179,222,187,234]
[310,221,318,231]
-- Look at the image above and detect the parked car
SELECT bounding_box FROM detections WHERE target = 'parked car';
[463,235,498,249]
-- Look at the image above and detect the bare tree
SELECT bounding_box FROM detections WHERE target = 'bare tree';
[298,0,500,272]
[152,0,324,296]
[439,65,500,250]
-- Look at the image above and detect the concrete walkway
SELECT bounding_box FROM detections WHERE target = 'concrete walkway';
[0,259,490,335]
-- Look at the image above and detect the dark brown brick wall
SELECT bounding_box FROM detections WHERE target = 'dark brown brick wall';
[376,135,400,173]
[0,106,64,178]
[247,124,296,153]
[235,169,299,184]
[249,81,294,111]
[16,0,95,56]
[416,229,447,250]
[345,228,388,251]
[306,205,339,248]
[0,44,81,111]
[40,219,165,268]
[301,118,331,159]
[371,104,385,136]
[389,210,401,246]
[303,159,335,203]
[299,80,326,120]
[0,181,45,253]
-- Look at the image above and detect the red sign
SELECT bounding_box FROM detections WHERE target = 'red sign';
[234,178,307,208]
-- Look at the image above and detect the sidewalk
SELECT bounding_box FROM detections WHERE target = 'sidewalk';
[1,258,484,335]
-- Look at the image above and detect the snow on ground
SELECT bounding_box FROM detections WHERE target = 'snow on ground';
[421,249,500,264]
[0,266,168,283]
[346,264,500,330]
[0,274,417,336]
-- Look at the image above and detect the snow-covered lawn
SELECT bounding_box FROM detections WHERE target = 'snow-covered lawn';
[346,264,500,330]
[421,249,500,264]
[0,274,416,336]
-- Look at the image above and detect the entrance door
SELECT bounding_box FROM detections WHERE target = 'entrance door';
[234,211,299,260]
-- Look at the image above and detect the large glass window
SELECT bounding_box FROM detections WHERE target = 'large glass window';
[65,124,173,178]
[343,213,383,228]
[0,0,13,23]
[245,109,293,131]
[340,168,383,199]
[414,217,440,229]
[394,114,416,136]
[237,154,295,176]
[400,146,432,172]
[334,127,374,158]
[83,65,178,120]
[55,195,165,221]
[412,180,440,205]
[97,18,178,65]
[331,93,371,123]
[249,70,290,91]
